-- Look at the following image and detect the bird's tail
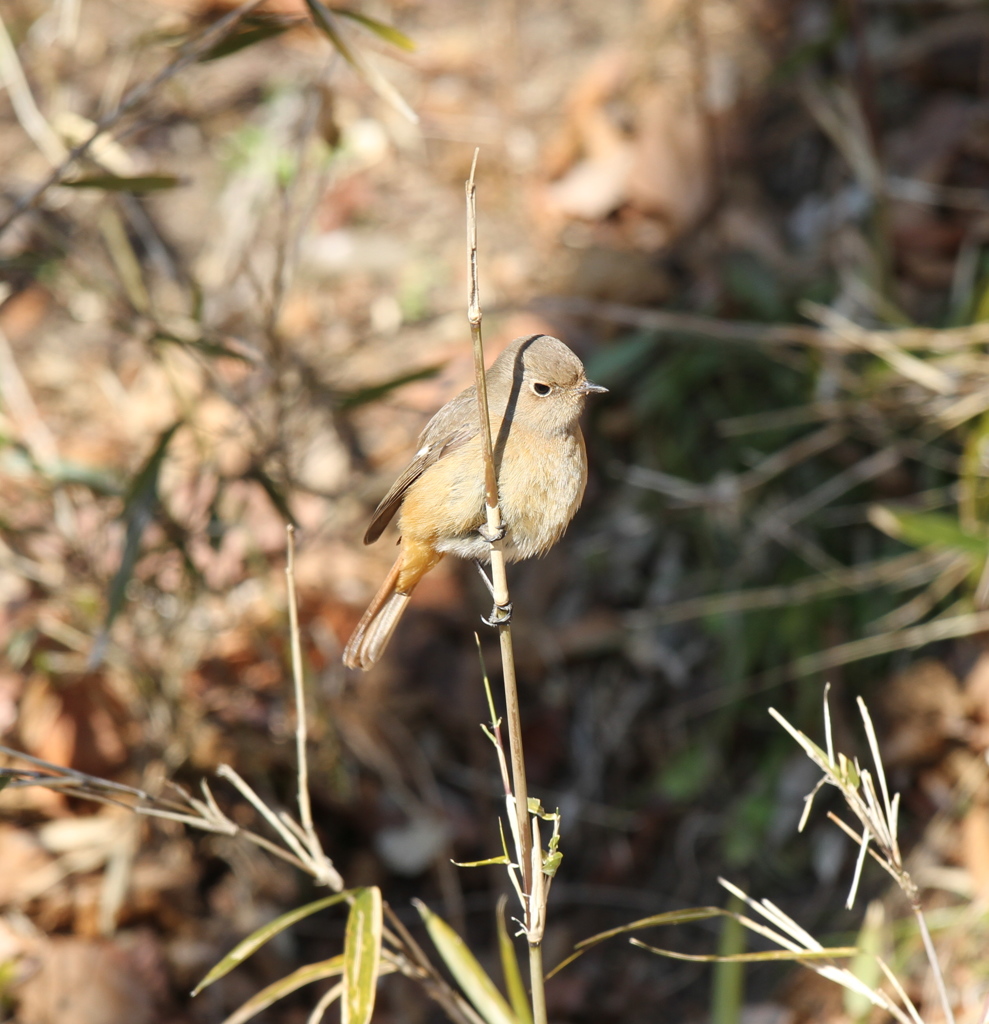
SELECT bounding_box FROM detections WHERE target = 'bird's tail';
[343,557,412,670]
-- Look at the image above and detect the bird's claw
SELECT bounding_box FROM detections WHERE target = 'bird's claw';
[481,602,513,627]
[478,523,506,544]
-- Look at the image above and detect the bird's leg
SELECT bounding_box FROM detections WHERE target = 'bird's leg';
[474,560,513,624]
[473,559,496,598]
[476,524,512,625]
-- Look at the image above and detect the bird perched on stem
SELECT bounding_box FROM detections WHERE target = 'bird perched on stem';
[343,334,606,670]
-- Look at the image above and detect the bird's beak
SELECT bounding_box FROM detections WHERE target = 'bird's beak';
[578,380,608,395]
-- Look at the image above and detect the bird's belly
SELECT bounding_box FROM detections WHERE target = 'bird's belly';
[498,430,586,561]
[408,429,586,563]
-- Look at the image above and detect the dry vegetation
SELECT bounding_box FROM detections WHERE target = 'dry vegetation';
[3,0,989,1021]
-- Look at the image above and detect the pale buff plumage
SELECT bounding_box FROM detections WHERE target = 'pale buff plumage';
[343,334,606,670]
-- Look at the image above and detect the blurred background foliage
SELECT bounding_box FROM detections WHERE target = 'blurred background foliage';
[2,0,989,1021]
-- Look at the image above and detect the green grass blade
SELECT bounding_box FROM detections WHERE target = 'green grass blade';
[90,421,181,668]
[711,894,745,1024]
[415,900,518,1024]
[575,907,725,949]
[218,957,345,1024]
[547,907,733,980]
[342,886,383,1024]
[201,17,292,60]
[335,8,415,51]
[61,174,183,192]
[304,0,417,122]
[872,508,987,557]
[193,892,352,995]
[496,895,533,1024]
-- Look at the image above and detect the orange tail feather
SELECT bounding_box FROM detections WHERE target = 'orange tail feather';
[343,557,411,670]
[344,542,446,670]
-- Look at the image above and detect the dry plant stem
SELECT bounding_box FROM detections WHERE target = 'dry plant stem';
[913,905,956,1024]
[465,152,533,903]
[285,527,316,853]
[466,154,546,1023]
[0,0,267,240]
[0,10,67,165]
[529,944,547,1023]
[382,904,484,1024]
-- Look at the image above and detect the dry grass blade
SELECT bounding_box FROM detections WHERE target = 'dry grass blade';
[621,423,846,507]
[538,296,989,353]
[628,550,951,627]
[716,880,914,1024]
[773,695,959,1024]
[628,938,857,964]
[802,303,954,395]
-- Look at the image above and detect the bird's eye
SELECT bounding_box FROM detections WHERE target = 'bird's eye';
[532,382,551,396]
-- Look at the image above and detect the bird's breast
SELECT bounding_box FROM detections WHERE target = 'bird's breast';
[498,425,588,561]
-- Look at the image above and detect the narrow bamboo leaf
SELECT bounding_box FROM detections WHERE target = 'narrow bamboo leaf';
[496,896,533,1024]
[415,901,517,1024]
[90,421,181,668]
[0,776,11,794]
[304,0,417,122]
[630,939,858,963]
[218,957,345,1024]
[548,906,727,980]
[845,901,885,1023]
[342,886,382,1024]
[335,8,415,51]
[61,174,183,192]
[574,907,725,950]
[305,0,356,61]
[201,17,293,60]
[245,465,297,527]
[193,893,353,995]
[452,855,511,868]
[872,508,987,557]
[153,331,257,364]
[338,364,443,410]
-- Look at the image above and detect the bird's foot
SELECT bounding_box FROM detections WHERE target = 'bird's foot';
[478,522,506,544]
[482,602,513,627]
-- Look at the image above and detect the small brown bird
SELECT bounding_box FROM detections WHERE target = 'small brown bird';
[343,334,606,670]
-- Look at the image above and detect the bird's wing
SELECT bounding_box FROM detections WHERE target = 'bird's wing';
[363,386,479,544]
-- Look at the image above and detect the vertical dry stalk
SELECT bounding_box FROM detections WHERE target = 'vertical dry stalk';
[466,151,548,1023]
[286,527,314,850]
[284,524,343,890]
[465,150,533,900]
